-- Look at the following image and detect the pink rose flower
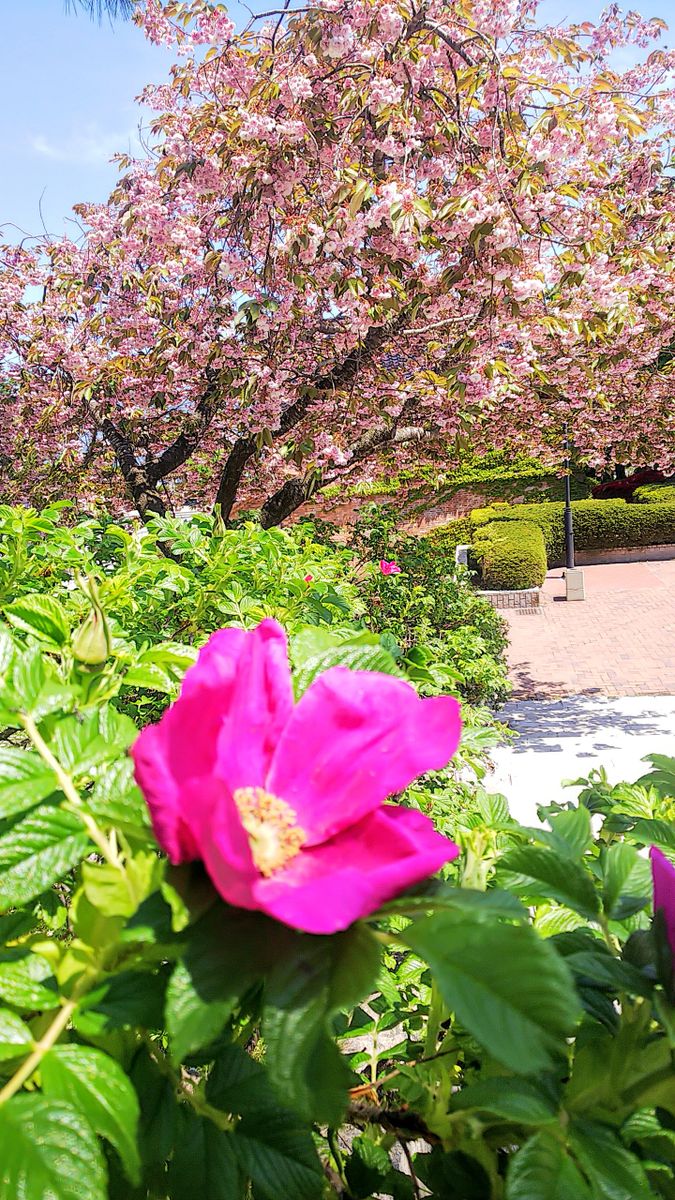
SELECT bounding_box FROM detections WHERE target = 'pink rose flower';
[651,846,675,960]
[132,619,461,933]
[379,559,401,575]
[304,573,314,583]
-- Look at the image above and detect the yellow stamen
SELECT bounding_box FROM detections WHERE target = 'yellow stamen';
[234,786,306,877]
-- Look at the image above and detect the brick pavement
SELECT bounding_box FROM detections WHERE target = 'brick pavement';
[503,559,675,698]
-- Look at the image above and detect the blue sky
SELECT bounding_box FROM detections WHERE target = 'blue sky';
[1,0,673,240]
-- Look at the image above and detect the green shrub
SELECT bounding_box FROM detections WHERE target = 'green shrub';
[471,498,675,565]
[633,483,675,505]
[472,520,547,590]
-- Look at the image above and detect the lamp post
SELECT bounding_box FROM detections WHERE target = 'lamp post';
[564,422,575,570]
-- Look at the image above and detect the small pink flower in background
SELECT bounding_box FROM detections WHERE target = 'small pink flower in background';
[303,573,314,583]
[132,619,461,934]
[379,559,401,576]
[651,846,675,959]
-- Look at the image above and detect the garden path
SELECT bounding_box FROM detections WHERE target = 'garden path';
[488,694,675,827]
[503,559,675,699]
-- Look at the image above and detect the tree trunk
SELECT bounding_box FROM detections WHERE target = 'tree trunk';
[101,418,166,520]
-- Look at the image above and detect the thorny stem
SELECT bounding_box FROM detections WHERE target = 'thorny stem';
[20,712,123,869]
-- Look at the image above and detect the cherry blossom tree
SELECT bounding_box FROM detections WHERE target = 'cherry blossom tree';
[1,0,673,524]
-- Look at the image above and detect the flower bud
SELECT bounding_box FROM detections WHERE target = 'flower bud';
[72,607,112,665]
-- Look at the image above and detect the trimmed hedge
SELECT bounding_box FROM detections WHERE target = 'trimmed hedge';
[633,484,675,506]
[470,499,675,566]
[472,520,547,590]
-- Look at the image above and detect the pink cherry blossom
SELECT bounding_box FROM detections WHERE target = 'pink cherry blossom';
[132,619,461,933]
[380,560,401,576]
[651,846,675,961]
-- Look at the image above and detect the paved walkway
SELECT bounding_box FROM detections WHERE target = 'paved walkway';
[504,559,675,698]
[489,695,675,827]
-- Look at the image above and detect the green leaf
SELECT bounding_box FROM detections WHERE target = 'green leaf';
[631,819,675,851]
[207,1044,280,1116]
[402,913,581,1074]
[570,1120,655,1199]
[0,1007,33,1059]
[4,593,70,646]
[87,759,150,836]
[506,1132,592,1200]
[602,843,650,920]
[546,806,594,858]
[169,1109,243,1200]
[0,745,56,819]
[12,645,45,710]
[166,959,235,1064]
[378,883,527,921]
[41,1044,141,1184]
[292,631,400,698]
[500,845,600,919]
[165,904,286,1062]
[0,1095,106,1200]
[0,948,58,1008]
[0,804,90,912]
[123,662,176,693]
[263,926,381,1124]
[451,1077,558,1125]
[233,1108,324,1200]
[346,1135,391,1199]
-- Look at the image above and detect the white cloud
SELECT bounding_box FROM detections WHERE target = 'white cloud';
[29,122,143,165]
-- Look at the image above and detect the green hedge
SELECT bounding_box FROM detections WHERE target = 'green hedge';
[470,499,675,566]
[472,520,547,590]
[633,483,675,505]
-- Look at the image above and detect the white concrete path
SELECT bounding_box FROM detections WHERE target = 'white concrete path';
[489,695,675,827]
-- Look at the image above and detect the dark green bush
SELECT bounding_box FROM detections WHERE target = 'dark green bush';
[472,520,547,590]
[633,483,675,505]
[471,498,675,565]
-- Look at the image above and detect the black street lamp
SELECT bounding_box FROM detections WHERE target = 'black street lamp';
[564,422,575,570]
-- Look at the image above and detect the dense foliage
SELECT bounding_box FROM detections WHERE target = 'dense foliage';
[472,520,548,591]
[471,498,675,568]
[634,484,675,506]
[314,506,510,705]
[0,520,674,1196]
[1,0,674,523]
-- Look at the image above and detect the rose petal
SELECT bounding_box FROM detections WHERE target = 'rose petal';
[131,620,293,859]
[214,618,294,792]
[189,778,259,910]
[651,845,675,958]
[267,667,461,843]
[132,722,199,863]
[253,805,459,933]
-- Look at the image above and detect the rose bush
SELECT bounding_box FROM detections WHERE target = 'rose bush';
[0,506,673,1198]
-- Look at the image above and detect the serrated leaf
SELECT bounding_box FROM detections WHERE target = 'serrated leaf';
[263,926,380,1124]
[602,843,650,919]
[506,1132,592,1199]
[4,593,70,646]
[123,662,175,693]
[500,845,600,919]
[570,1120,655,1199]
[402,913,581,1074]
[41,1044,141,1184]
[233,1108,324,1200]
[0,1095,106,1200]
[87,759,150,835]
[0,1007,33,1059]
[378,883,527,920]
[292,633,400,698]
[169,1109,243,1200]
[0,804,90,911]
[0,948,58,1008]
[0,745,56,818]
[12,645,45,710]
